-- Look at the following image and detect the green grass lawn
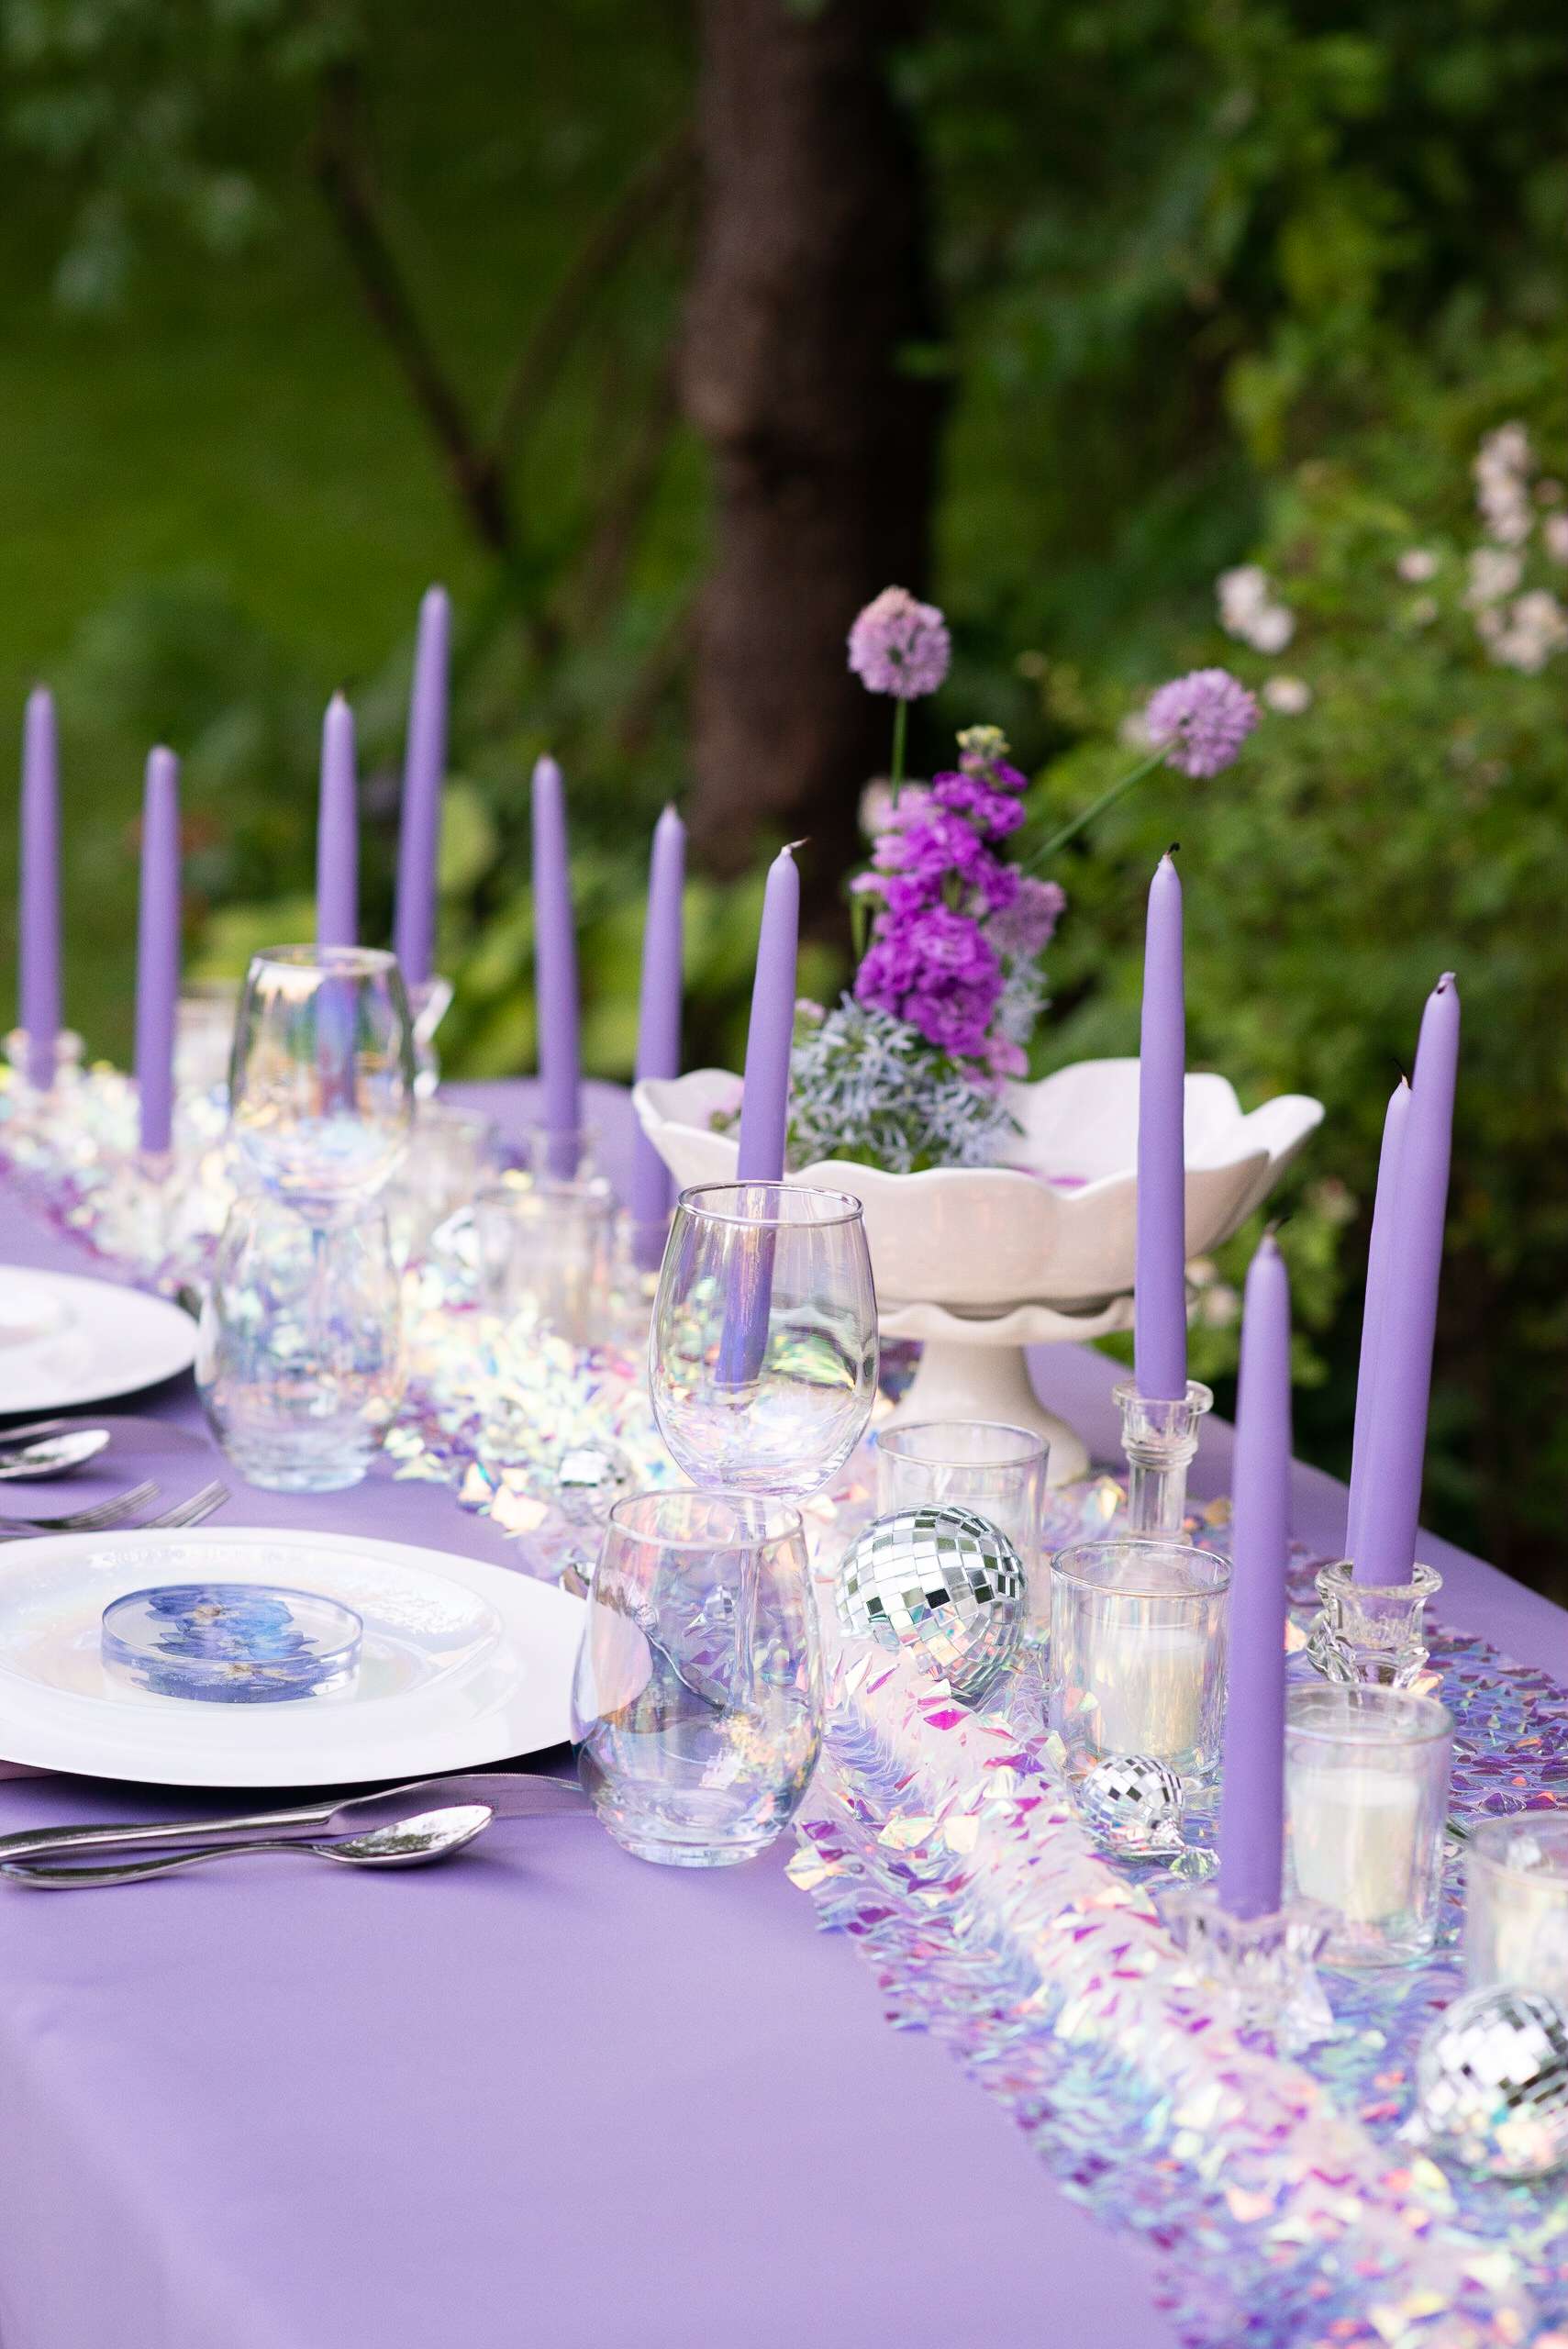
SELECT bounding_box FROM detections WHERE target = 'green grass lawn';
[0,0,687,1060]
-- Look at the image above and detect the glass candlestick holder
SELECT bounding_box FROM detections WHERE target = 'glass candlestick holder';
[1284,1684,1453,1967]
[1307,1558,1442,1689]
[406,974,454,1100]
[3,1026,86,1136]
[1158,1882,1337,2051]
[1049,1537,1230,1780]
[1115,1379,1214,1534]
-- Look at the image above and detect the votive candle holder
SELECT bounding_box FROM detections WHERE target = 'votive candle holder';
[1464,1816,1568,1998]
[1284,1684,1452,1967]
[1050,1537,1230,1779]
[474,1175,615,1348]
[876,1420,1049,1630]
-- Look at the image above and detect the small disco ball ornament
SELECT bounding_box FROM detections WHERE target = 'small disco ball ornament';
[1416,1986,1568,2180]
[835,1504,1025,1694]
[1081,1753,1185,1854]
[550,1439,635,1528]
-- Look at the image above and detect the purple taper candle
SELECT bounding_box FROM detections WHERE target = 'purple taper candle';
[530,755,582,1166]
[630,804,685,1267]
[316,693,359,950]
[736,843,800,1181]
[1134,852,1187,1399]
[393,585,450,990]
[18,686,61,1089]
[1344,1078,1410,1566]
[1217,1233,1293,1919]
[134,746,181,1157]
[1352,975,1461,1585]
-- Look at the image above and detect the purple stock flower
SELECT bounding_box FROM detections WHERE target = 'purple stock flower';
[1144,667,1260,779]
[930,772,1027,838]
[856,904,1003,1062]
[986,874,1065,958]
[848,587,951,700]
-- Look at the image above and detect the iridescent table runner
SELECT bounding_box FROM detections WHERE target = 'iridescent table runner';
[787,1465,1567,2349]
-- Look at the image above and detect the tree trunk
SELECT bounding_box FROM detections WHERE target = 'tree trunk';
[682,0,946,935]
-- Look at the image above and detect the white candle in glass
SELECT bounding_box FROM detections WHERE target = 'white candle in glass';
[1089,1624,1208,1759]
[1466,1830,1568,1995]
[1287,1766,1420,1923]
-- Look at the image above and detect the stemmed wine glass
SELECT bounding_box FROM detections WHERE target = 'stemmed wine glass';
[197,947,415,1491]
[227,945,414,1205]
[650,1182,878,1501]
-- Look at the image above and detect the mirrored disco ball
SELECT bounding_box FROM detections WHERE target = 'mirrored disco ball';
[551,1439,636,1528]
[835,1504,1025,1693]
[1081,1753,1185,1853]
[1416,1986,1568,2179]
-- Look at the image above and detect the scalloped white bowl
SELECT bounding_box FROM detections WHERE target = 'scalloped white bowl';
[634,1061,1324,1312]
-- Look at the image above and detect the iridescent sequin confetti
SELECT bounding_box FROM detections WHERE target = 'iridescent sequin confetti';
[791,1467,1567,2347]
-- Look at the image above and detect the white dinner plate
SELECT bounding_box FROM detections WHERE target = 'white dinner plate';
[0,1268,197,1413]
[0,1526,585,1787]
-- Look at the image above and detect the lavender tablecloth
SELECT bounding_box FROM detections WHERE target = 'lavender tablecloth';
[0,1081,1561,2349]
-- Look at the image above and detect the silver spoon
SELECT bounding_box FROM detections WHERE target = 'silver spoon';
[0,1428,111,1481]
[2,1803,494,1888]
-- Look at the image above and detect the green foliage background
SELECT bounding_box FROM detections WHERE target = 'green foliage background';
[0,0,1563,1586]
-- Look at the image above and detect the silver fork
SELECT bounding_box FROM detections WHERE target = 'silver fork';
[0,1480,160,1541]
[139,1480,229,1531]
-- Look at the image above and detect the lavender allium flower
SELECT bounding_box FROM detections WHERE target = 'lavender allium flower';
[1144,668,1260,779]
[848,586,951,700]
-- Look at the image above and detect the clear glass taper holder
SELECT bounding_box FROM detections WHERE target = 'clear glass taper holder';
[1307,1558,1442,1689]
[1158,1882,1337,2051]
[3,1028,86,1152]
[406,974,454,1100]
[1115,1379,1213,1534]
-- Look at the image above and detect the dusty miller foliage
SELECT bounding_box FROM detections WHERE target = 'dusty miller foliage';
[783,998,1018,1174]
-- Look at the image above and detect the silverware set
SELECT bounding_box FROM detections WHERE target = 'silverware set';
[0,1772,589,1888]
[0,1475,229,1541]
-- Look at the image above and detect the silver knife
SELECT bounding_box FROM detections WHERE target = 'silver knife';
[0,1772,586,1867]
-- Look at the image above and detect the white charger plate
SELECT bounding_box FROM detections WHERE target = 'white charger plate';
[0,1268,196,1413]
[0,1526,584,1787]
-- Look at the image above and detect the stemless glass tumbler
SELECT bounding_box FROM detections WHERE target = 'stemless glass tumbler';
[573,1491,822,1866]
[651,1184,878,1500]
[197,1193,406,1491]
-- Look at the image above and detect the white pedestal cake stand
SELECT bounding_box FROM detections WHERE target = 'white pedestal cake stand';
[634,1060,1323,1489]
[877,1295,1131,1483]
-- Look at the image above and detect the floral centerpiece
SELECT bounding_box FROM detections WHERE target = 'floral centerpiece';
[777,585,1260,1176]
[636,589,1322,1471]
